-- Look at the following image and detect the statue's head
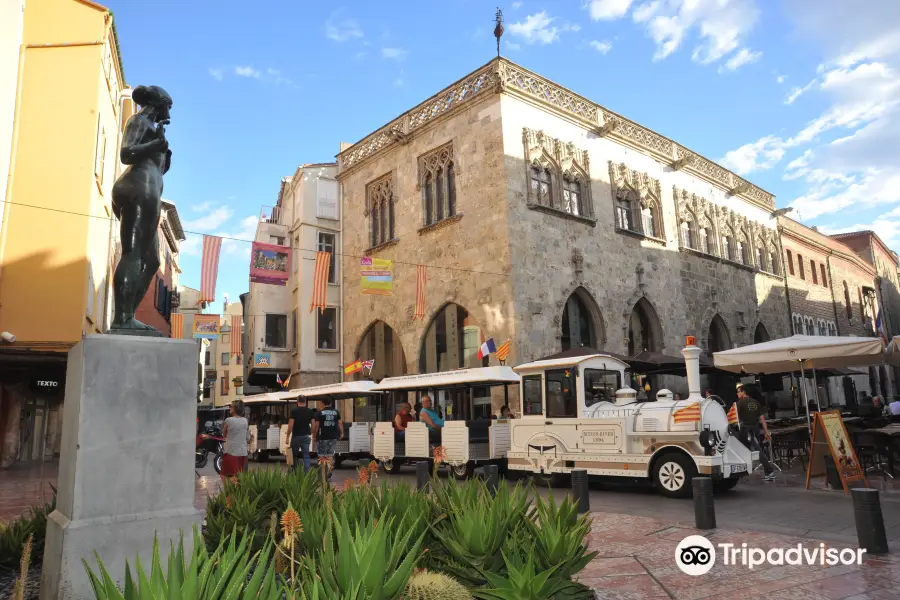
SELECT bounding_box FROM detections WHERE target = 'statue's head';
[132,85,172,122]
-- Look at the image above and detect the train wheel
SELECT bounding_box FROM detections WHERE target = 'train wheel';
[653,452,697,498]
[532,472,569,488]
[381,459,401,474]
[451,462,474,480]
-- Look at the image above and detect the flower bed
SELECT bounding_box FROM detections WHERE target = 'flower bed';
[85,466,597,599]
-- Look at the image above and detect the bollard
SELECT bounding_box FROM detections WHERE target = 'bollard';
[416,461,430,491]
[484,464,499,497]
[851,488,889,554]
[571,469,590,514]
[692,477,716,530]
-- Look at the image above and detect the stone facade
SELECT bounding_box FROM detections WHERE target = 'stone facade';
[338,58,788,405]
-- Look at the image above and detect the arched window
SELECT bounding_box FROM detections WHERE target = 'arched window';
[420,144,456,226]
[723,233,734,262]
[680,221,693,249]
[355,320,407,421]
[756,247,767,272]
[561,288,604,351]
[754,322,771,343]
[699,227,710,254]
[367,174,394,248]
[798,254,805,279]
[562,172,582,216]
[616,195,634,231]
[708,314,732,354]
[627,298,662,355]
[530,163,553,208]
[419,303,487,373]
[770,250,779,274]
[792,314,803,334]
[844,281,852,320]
[786,250,795,275]
[641,204,659,238]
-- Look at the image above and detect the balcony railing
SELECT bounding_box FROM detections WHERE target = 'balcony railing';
[259,206,283,225]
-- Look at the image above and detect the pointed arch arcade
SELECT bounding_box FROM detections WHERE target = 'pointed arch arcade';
[419,303,487,374]
[355,320,407,382]
[707,314,732,354]
[627,297,663,355]
[561,287,606,351]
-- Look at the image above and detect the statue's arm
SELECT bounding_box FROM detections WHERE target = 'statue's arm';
[119,117,167,165]
[163,149,172,174]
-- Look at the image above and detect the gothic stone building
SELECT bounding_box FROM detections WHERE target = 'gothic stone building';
[337,58,788,408]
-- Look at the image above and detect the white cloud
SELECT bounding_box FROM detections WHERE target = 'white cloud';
[784,78,816,104]
[588,0,633,20]
[381,47,407,60]
[776,73,786,84]
[183,207,235,232]
[509,11,578,45]
[234,65,260,79]
[192,202,213,212]
[720,47,762,72]
[215,215,258,257]
[325,10,364,42]
[589,40,613,54]
[632,0,759,67]
[511,1,522,8]
[720,135,785,175]
[208,68,224,81]
[506,41,522,51]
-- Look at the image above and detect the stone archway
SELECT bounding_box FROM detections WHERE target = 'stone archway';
[754,322,771,343]
[561,287,605,351]
[707,314,732,354]
[418,303,486,374]
[355,320,407,382]
[627,297,663,355]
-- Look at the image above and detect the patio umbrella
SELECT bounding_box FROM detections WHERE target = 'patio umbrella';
[713,334,887,430]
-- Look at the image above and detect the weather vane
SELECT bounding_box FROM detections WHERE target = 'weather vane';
[494,8,504,58]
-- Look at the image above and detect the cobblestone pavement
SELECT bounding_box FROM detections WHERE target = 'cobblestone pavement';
[4,459,900,598]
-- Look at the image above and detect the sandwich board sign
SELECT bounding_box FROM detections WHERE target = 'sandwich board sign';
[805,410,867,493]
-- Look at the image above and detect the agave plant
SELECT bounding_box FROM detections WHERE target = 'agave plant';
[473,550,593,600]
[0,486,56,569]
[83,527,285,599]
[526,494,597,580]
[303,512,425,600]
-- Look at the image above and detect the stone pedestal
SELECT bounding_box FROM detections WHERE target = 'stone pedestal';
[40,335,202,600]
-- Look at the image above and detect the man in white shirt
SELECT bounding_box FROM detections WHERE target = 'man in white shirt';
[889,398,900,416]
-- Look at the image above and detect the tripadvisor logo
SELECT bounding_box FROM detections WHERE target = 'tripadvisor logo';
[676,535,867,576]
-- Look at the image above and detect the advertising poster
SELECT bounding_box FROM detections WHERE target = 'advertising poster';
[805,410,867,492]
[250,242,291,286]
[193,314,221,339]
[361,257,393,296]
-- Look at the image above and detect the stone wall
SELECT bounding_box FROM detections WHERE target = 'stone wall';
[339,94,513,375]
[498,95,787,365]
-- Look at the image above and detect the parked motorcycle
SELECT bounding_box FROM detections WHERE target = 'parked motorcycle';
[195,429,225,474]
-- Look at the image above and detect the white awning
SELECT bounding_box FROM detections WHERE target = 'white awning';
[712,334,888,374]
[371,367,520,391]
[242,391,299,404]
[514,354,629,373]
[292,381,381,399]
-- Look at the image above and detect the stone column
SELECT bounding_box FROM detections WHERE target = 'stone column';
[445,307,460,369]
[41,336,202,599]
[374,321,386,381]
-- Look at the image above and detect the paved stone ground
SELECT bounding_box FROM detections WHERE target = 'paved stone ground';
[4,459,900,598]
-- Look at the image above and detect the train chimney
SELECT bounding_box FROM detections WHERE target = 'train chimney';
[681,338,702,401]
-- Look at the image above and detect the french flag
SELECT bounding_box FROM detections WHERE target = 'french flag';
[477,338,497,360]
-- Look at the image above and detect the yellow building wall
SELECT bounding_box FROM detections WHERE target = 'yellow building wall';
[0,0,123,347]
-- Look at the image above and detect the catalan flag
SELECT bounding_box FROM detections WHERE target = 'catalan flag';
[282,373,291,389]
[170,313,184,339]
[727,403,739,426]
[496,339,511,362]
[231,315,242,357]
[413,264,427,320]
[673,402,701,424]
[309,251,331,313]
[200,235,222,304]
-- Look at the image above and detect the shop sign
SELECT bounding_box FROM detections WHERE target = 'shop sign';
[30,375,63,392]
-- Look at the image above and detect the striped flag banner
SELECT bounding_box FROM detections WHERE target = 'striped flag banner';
[231,315,242,356]
[170,313,184,339]
[309,251,331,313]
[496,339,511,362]
[727,403,739,426]
[413,264,427,320]
[200,235,222,305]
[673,402,701,424]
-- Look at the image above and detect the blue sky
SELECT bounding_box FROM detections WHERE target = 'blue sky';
[106,0,900,312]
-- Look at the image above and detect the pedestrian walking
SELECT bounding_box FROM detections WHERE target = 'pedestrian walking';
[736,383,775,481]
[312,398,343,480]
[221,400,250,480]
[288,398,315,472]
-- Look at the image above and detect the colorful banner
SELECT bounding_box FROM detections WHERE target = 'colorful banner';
[200,236,222,304]
[310,251,332,313]
[193,314,220,339]
[413,264,426,320]
[231,315,242,356]
[250,242,291,286]
[171,313,184,339]
[361,257,393,296]
[254,353,272,368]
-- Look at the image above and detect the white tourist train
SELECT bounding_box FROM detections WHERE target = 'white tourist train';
[505,343,757,497]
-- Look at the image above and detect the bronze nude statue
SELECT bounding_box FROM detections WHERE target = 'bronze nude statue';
[109,85,173,336]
